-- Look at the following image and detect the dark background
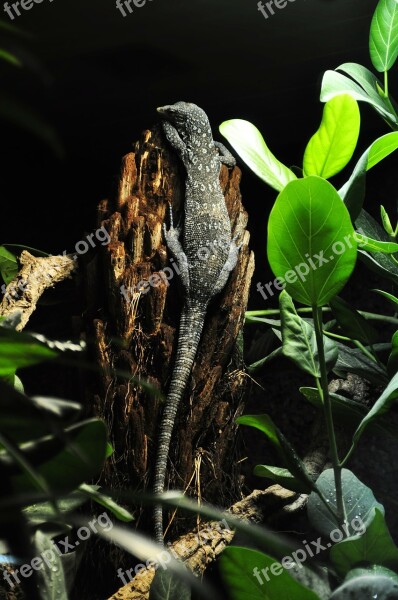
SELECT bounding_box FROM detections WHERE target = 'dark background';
[1,0,396,307]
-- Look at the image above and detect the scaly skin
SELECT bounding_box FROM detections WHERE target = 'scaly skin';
[153,101,239,544]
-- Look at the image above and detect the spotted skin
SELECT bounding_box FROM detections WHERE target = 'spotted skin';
[153,102,239,543]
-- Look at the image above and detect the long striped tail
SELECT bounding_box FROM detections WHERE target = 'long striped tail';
[153,300,206,544]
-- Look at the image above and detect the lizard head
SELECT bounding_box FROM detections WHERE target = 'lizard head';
[157,102,212,141]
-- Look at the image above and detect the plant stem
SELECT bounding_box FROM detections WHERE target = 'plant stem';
[312,305,346,526]
[246,308,398,326]
[384,70,389,98]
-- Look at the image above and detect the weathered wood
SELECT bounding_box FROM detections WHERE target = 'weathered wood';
[107,486,295,600]
[83,125,254,541]
[0,252,76,330]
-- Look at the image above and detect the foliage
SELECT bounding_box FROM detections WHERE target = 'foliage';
[216,0,398,598]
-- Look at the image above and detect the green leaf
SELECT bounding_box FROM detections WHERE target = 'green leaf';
[0,383,82,442]
[355,232,398,253]
[339,132,398,220]
[331,508,398,577]
[338,63,388,101]
[149,570,191,600]
[33,530,68,600]
[330,571,398,598]
[236,414,316,494]
[219,546,322,600]
[320,69,397,126]
[381,205,395,236]
[0,49,21,67]
[329,296,378,344]
[267,177,357,307]
[374,288,398,309]
[333,342,388,385]
[219,119,297,192]
[248,347,283,373]
[280,290,338,377]
[300,387,398,438]
[352,370,398,447]
[303,95,360,179]
[307,468,384,538]
[24,492,89,526]
[0,246,18,284]
[253,465,310,493]
[356,210,398,286]
[370,0,398,72]
[10,419,108,495]
[78,483,134,522]
[0,329,57,377]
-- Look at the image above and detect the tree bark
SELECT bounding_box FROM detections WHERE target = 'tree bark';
[82,125,254,540]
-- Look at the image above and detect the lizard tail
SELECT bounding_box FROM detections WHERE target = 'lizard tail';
[153,300,207,544]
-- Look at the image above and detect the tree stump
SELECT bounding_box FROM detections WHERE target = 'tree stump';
[82,124,254,541]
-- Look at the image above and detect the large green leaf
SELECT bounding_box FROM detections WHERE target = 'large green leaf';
[267,177,357,306]
[331,508,398,577]
[370,0,398,72]
[307,469,384,538]
[339,132,398,220]
[34,530,68,600]
[219,546,322,600]
[303,95,360,179]
[320,69,397,126]
[338,63,387,101]
[219,119,296,192]
[280,290,338,376]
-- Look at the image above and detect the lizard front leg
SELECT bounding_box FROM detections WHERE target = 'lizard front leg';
[163,205,190,290]
[161,121,188,163]
[214,141,236,168]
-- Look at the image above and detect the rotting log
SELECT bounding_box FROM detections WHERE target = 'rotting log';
[82,124,255,543]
